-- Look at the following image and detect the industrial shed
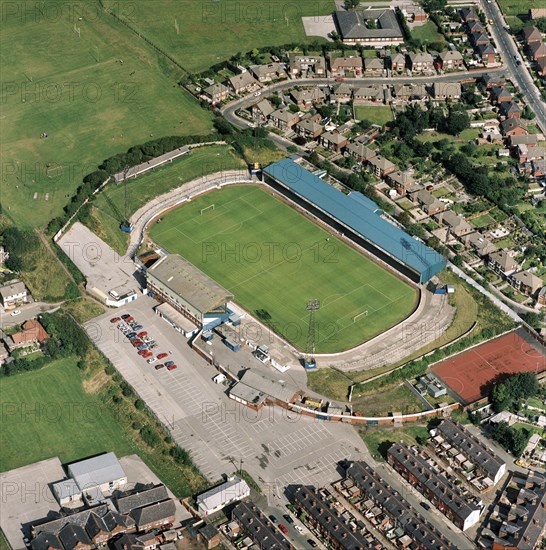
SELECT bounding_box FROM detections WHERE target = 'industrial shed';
[263,158,445,284]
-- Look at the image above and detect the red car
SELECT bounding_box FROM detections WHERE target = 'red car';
[137,349,149,356]
[157,353,168,360]
[154,363,164,370]
[137,331,148,338]
[278,524,288,535]
[141,351,153,359]
[110,317,121,323]
[131,339,144,348]
[166,364,177,371]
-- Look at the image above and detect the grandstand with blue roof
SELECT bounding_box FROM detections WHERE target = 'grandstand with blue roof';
[263,157,446,284]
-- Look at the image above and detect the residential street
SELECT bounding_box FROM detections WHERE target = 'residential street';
[483,0,546,133]
[0,301,61,329]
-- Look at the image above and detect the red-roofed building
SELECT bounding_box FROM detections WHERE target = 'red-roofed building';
[6,319,49,351]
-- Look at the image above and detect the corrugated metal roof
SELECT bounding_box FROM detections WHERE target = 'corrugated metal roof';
[67,452,126,490]
[263,158,445,282]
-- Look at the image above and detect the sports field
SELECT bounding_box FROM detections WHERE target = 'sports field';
[149,185,417,352]
[432,329,546,404]
[1,0,213,228]
[103,0,335,72]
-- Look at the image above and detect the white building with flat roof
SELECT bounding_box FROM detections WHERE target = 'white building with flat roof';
[196,476,250,516]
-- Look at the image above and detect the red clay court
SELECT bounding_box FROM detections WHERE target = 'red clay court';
[432,329,546,404]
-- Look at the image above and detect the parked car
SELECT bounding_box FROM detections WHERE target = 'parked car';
[283,514,294,525]
[137,331,148,338]
[127,332,137,339]
[138,349,149,356]
[110,317,121,323]
[137,344,148,351]
[167,364,177,371]
[165,360,174,367]
[420,501,431,511]
[141,351,153,359]
[147,357,157,364]
[307,539,317,548]
[10,310,21,316]
[121,314,132,320]
[295,525,304,534]
[278,524,288,534]
[148,343,158,350]
[269,515,278,523]
[133,324,143,331]
[157,353,168,359]
[155,363,165,370]
[131,339,144,347]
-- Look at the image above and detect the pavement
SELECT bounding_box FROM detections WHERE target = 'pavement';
[85,297,370,496]
[483,0,546,134]
[0,301,61,330]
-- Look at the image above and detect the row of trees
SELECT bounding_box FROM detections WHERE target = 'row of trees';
[0,226,39,273]
[46,132,224,235]
[490,372,539,413]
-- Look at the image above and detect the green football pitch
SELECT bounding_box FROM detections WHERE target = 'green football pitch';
[149,185,417,353]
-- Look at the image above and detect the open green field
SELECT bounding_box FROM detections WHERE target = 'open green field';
[88,145,246,254]
[354,105,393,126]
[352,384,426,417]
[0,358,135,472]
[103,0,335,72]
[411,21,446,45]
[361,425,429,461]
[498,0,534,31]
[149,185,417,352]
[1,0,213,228]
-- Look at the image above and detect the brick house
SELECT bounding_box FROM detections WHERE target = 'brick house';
[500,101,522,119]
[467,21,485,35]
[320,131,348,152]
[438,50,465,70]
[488,249,518,276]
[464,232,497,257]
[345,142,377,163]
[367,155,397,177]
[251,99,274,123]
[332,83,352,102]
[364,57,384,75]
[490,86,512,104]
[536,57,546,76]
[412,190,445,215]
[203,83,230,103]
[269,108,300,131]
[432,82,462,100]
[353,85,382,102]
[131,500,175,531]
[6,319,49,352]
[531,159,546,178]
[510,270,544,296]
[228,71,259,94]
[288,54,326,77]
[386,170,415,194]
[250,62,286,82]
[460,7,480,23]
[529,41,546,61]
[408,51,434,73]
[476,43,496,65]
[389,53,406,71]
[480,74,506,90]
[329,53,363,76]
[295,117,323,140]
[435,210,473,238]
[522,26,543,45]
[290,88,325,109]
[198,524,221,550]
[501,118,528,136]
[392,83,428,101]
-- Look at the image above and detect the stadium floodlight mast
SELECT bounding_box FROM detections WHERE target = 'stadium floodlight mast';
[304,299,320,369]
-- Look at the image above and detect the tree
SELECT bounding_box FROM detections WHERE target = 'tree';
[343,0,360,9]
[522,105,536,120]
[288,103,300,113]
[461,142,478,157]
[443,109,470,135]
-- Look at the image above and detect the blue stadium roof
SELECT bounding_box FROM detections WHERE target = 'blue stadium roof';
[264,158,446,283]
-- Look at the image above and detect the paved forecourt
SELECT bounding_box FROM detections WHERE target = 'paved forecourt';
[86,297,370,498]
[148,184,417,353]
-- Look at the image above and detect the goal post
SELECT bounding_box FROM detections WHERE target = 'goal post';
[200,204,215,215]
[353,310,368,323]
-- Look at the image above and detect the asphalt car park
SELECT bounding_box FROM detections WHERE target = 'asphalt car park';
[86,296,370,496]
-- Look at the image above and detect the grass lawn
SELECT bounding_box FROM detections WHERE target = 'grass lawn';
[411,21,446,45]
[103,0,335,72]
[1,0,213,228]
[470,213,496,228]
[498,0,534,31]
[527,397,546,411]
[63,298,106,323]
[149,185,417,352]
[494,237,516,249]
[88,145,246,255]
[0,354,205,496]
[0,358,136,472]
[432,187,450,198]
[360,425,429,461]
[352,384,426,416]
[354,105,393,126]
